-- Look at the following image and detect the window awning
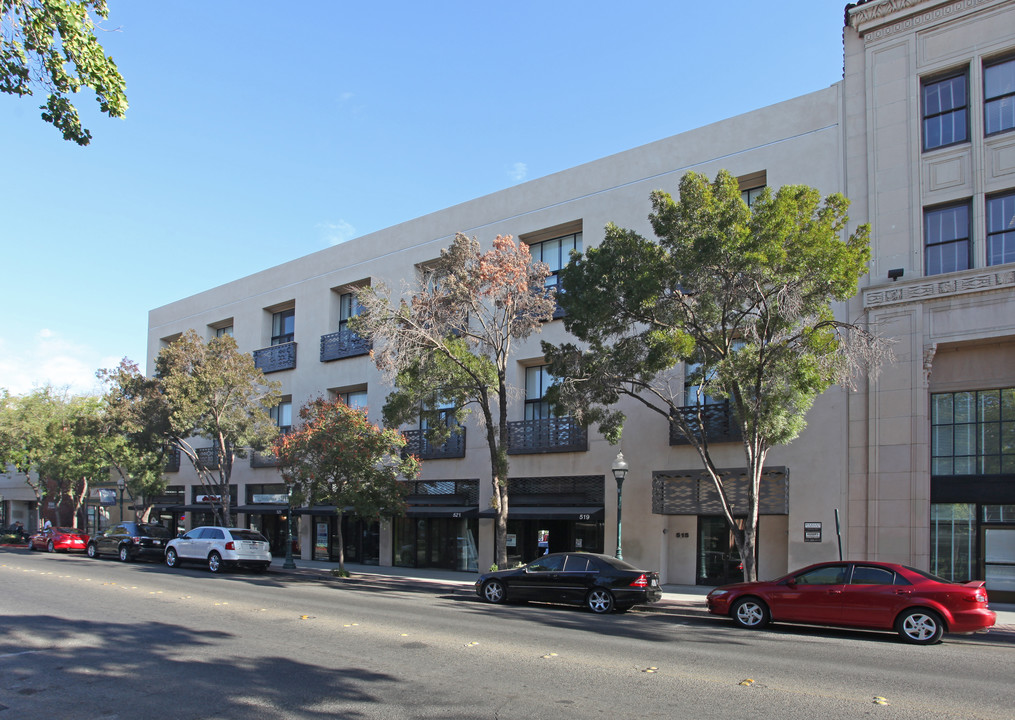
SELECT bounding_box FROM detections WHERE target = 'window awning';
[477,506,604,520]
[405,505,478,518]
[234,504,288,515]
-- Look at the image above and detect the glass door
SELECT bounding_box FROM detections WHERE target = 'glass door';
[697,516,746,586]
[983,526,1015,603]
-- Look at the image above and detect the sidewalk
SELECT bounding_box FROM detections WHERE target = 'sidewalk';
[271,556,1015,632]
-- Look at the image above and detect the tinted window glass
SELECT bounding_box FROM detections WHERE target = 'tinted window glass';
[526,555,564,572]
[596,555,640,572]
[229,530,267,542]
[850,566,895,585]
[142,525,174,539]
[795,565,846,585]
[563,555,591,571]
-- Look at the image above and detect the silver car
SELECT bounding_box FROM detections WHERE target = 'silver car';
[165,526,272,573]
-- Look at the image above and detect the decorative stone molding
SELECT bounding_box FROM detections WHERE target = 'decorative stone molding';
[864,267,1015,308]
[923,343,937,382]
[849,0,997,43]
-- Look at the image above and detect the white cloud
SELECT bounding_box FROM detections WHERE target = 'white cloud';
[0,331,109,397]
[508,162,527,182]
[319,220,358,246]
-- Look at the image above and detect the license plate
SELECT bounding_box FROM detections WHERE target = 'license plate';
[650,579,658,587]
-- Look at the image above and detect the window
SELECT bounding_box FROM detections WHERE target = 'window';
[339,390,368,411]
[338,292,361,332]
[793,565,846,585]
[931,503,976,581]
[985,57,1015,136]
[931,389,1015,475]
[271,309,295,345]
[528,232,582,293]
[849,566,896,585]
[987,192,1015,266]
[924,202,970,275]
[215,325,233,338]
[270,400,292,434]
[923,71,968,150]
[737,170,766,207]
[524,365,556,420]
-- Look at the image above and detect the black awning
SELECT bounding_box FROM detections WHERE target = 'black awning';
[405,505,477,518]
[234,504,288,515]
[296,505,354,516]
[173,504,234,513]
[477,506,604,520]
[150,503,184,511]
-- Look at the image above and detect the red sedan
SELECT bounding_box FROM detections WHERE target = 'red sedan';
[706,561,996,644]
[28,527,90,554]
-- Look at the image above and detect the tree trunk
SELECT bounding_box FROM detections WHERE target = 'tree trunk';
[336,510,346,575]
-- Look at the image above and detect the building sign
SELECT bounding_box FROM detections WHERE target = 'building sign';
[253,494,288,504]
[804,521,822,542]
[506,533,517,547]
[315,522,328,553]
[90,489,117,506]
[197,495,221,503]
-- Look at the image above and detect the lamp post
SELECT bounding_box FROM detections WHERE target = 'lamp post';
[612,452,629,560]
[116,477,125,521]
[283,483,297,569]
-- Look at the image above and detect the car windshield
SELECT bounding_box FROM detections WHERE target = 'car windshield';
[141,525,174,539]
[229,530,267,542]
[54,527,78,534]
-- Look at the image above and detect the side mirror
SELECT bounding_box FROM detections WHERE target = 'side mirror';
[785,578,797,588]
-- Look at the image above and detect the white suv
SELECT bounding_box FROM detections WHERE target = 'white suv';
[165,526,272,573]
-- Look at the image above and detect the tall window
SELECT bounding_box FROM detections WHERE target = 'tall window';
[271,309,295,345]
[930,503,975,582]
[338,292,361,332]
[524,365,555,420]
[271,400,292,434]
[215,325,233,338]
[931,389,1015,475]
[925,202,970,275]
[922,72,968,151]
[528,232,582,294]
[339,390,368,411]
[987,192,1015,266]
[985,57,1015,136]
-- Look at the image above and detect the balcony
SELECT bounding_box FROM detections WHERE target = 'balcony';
[250,450,280,468]
[669,401,742,445]
[164,447,180,473]
[507,416,587,455]
[253,341,297,373]
[196,446,220,470]
[320,329,371,362]
[402,429,466,460]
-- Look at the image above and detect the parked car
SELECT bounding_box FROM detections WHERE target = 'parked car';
[28,526,89,553]
[706,561,997,644]
[86,522,175,562]
[164,526,272,573]
[475,552,662,613]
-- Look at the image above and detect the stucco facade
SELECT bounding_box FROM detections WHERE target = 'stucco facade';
[146,0,1015,596]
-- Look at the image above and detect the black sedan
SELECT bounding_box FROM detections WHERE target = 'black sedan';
[475,552,662,613]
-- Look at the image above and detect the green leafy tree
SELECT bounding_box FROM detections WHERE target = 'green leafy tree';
[543,170,890,581]
[155,330,281,526]
[1,0,128,145]
[273,397,418,576]
[354,233,556,569]
[96,358,174,521]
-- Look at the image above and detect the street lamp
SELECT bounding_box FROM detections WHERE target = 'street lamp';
[612,452,629,560]
[117,477,125,521]
[283,482,297,569]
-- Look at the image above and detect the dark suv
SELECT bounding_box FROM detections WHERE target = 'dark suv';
[86,522,174,562]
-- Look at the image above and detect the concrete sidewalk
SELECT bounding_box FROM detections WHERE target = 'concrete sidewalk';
[270,556,1015,632]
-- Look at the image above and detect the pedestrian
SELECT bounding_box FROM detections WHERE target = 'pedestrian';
[43,519,52,530]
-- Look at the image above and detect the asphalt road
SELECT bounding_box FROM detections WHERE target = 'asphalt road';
[1,549,1012,720]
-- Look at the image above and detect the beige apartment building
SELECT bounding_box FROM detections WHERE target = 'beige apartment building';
[146,0,1015,599]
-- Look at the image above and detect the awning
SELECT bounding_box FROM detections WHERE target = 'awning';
[234,504,288,515]
[405,505,478,518]
[296,505,354,516]
[172,504,238,513]
[477,506,604,520]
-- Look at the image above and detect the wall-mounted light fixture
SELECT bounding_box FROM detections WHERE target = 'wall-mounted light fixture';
[888,268,904,281]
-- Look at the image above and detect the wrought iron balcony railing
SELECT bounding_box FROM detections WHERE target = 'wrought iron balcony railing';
[250,450,280,468]
[253,341,297,373]
[507,416,588,455]
[402,429,466,460]
[669,401,742,445]
[320,329,371,362]
[164,447,181,473]
[196,446,220,470]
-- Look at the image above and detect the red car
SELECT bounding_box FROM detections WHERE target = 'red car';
[706,561,996,644]
[28,527,90,554]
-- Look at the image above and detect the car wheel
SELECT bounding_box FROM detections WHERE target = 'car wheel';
[208,551,222,574]
[86,543,98,559]
[28,541,36,551]
[586,588,615,614]
[896,608,943,645]
[165,548,179,568]
[481,579,506,604]
[731,597,770,629]
[118,545,131,562]
[47,540,55,553]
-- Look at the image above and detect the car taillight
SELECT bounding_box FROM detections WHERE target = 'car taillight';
[630,574,649,588]
[225,541,235,550]
[131,536,141,543]
[967,591,988,603]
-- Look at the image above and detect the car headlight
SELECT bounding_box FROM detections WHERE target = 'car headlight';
[708,589,729,598]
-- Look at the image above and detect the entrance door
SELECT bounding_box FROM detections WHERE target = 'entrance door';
[983,526,1015,603]
[697,516,746,586]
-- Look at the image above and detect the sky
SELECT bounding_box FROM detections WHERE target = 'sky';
[1,1,849,397]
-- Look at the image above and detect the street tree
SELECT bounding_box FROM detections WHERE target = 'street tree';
[1,0,128,145]
[543,170,890,581]
[155,330,281,526]
[96,358,174,521]
[273,397,419,576]
[354,233,556,569]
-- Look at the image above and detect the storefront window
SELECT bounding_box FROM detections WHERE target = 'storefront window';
[930,503,975,581]
[931,388,1015,475]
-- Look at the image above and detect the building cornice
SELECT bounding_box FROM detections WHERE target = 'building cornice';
[863,265,1015,309]
[848,0,999,43]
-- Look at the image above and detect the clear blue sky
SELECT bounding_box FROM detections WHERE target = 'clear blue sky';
[1,1,848,396]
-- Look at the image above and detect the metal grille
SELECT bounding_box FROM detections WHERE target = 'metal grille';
[669,401,742,445]
[164,447,181,473]
[651,466,788,515]
[404,479,479,505]
[320,329,371,362]
[402,428,466,459]
[506,416,588,454]
[507,475,604,504]
[196,446,220,470]
[253,341,297,373]
[250,450,280,468]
